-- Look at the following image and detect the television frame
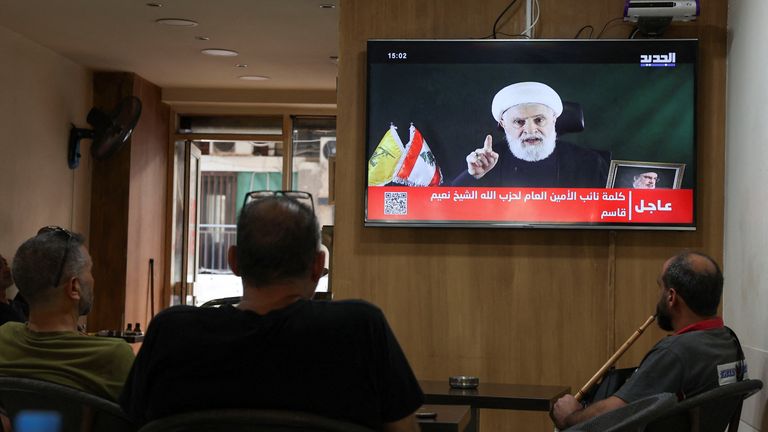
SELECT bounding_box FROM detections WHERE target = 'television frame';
[364,38,698,230]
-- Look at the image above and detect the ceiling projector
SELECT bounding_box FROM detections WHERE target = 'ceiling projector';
[624,0,699,22]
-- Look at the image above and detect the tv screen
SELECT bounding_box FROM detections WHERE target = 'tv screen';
[365,39,697,230]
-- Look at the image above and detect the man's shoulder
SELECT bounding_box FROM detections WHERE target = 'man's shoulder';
[651,327,735,355]
[556,140,606,159]
[150,304,220,324]
[310,299,386,322]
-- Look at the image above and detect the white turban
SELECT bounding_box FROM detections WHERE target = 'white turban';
[491,82,563,122]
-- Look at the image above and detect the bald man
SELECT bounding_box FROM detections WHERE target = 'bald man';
[452,81,609,187]
[551,252,745,429]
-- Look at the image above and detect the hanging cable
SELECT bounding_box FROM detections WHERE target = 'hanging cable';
[518,0,540,38]
[574,25,595,39]
[596,17,626,39]
[491,0,520,39]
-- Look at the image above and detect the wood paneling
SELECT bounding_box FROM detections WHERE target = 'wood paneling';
[126,75,170,329]
[89,73,134,332]
[88,72,169,332]
[336,1,727,430]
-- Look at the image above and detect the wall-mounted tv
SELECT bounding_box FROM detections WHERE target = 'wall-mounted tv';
[365,39,697,230]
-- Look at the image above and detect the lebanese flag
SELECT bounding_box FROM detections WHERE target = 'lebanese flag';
[391,124,443,186]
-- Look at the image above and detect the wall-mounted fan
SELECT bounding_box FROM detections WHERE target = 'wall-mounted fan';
[68,96,143,169]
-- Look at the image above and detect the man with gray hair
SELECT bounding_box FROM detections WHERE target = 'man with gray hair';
[0,227,134,401]
[452,81,609,187]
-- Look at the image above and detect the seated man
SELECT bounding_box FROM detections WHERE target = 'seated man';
[452,81,608,187]
[551,251,744,428]
[0,227,135,401]
[0,254,24,325]
[120,195,424,431]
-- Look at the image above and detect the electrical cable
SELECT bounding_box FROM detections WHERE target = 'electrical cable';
[596,17,626,39]
[574,25,595,39]
[518,0,540,38]
[629,27,640,39]
[491,0,520,39]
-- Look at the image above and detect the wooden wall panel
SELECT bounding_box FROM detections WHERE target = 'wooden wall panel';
[336,1,727,430]
[88,72,169,332]
[89,72,134,332]
[125,75,169,330]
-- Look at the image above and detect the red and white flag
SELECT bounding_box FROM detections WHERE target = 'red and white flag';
[391,124,443,186]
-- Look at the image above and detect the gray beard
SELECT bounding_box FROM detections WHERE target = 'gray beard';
[506,131,557,162]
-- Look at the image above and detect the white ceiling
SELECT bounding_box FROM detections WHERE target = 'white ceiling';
[0,0,338,91]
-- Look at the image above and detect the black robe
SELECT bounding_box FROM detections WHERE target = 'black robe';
[451,140,609,188]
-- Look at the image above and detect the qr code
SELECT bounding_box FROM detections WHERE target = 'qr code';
[384,192,408,215]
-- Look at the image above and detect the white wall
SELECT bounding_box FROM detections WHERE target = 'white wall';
[0,24,92,294]
[725,1,768,430]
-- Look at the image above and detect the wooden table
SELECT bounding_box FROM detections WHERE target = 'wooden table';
[419,380,570,432]
[417,404,471,432]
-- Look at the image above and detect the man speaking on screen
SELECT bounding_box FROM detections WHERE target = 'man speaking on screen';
[451,81,609,188]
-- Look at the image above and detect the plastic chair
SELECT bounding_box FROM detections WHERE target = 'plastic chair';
[0,376,135,432]
[565,393,677,432]
[0,376,137,432]
[646,379,764,432]
[137,409,375,432]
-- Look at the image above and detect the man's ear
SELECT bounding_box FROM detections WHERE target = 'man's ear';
[667,287,678,307]
[66,277,81,301]
[310,250,326,283]
[227,245,240,276]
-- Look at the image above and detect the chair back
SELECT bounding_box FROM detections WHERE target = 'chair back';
[137,409,375,432]
[0,376,135,432]
[646,379,763,432]
[566,392,677,432]
[555,101,585,135]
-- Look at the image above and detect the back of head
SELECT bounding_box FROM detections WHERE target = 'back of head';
[662,251,723,317]
[12,230,86,306]
[236,197,320,287]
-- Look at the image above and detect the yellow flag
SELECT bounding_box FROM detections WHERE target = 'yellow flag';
[368,125,404,186]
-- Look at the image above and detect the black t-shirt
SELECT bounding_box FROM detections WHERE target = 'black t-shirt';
[451,140,609,187]
[119,300,424,429]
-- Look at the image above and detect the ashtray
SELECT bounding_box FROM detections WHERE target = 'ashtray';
[449,375,479,389]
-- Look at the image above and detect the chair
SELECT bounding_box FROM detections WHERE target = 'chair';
[0,376,135,432]
[565,393,677,432]
[137,409,375,432]
[646,379,764,432]
[200,296,241,308]
[556,101,586,135]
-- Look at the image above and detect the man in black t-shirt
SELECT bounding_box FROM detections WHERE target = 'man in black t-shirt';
[120,194,424,431]
[551,251,743,429]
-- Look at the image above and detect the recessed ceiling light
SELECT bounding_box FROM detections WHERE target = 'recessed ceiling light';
[235,64,249,68]
[196,36,210,41]
[156,18,198,27]
[239,75,270,81]
[146,2,162,7]
[320,4,336,8]
[201,48,239,57]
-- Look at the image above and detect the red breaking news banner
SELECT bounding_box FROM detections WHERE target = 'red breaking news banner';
[367,187,694,224]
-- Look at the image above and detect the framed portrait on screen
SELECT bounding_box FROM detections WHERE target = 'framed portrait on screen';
[606,160,686,189]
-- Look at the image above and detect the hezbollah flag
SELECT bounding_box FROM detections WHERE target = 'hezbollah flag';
[391,124,443,186]
[368,125,404,186]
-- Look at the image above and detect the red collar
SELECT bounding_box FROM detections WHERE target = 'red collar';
[674,317,724,335]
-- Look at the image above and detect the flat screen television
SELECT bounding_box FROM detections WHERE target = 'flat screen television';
[365,39,697,230]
